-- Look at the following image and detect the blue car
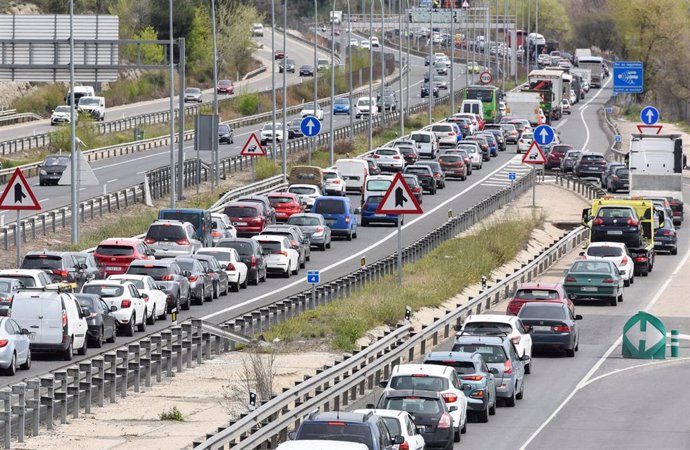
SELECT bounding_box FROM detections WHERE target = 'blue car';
[360,195,401,227]
[333,98,351,115]
[311,196,359,240]
[479,132,498,157]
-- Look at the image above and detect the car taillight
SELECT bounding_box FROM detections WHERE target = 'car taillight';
[437,413,452,429]
[413,186,421,192]
[188,275,198,282]
[448,132,455,136]
[434,173,441,178]
[176,239,190,246]
[461,375,484,381]
[626,219,638,226]
[144,238,156,244]
[662,230,675,236]
[279,250,289,257]
[511,336,521,345]
[634,256,648,263]
[593,218,604,225]
[52,269,69,278]
[332,179,341,184]
[503,359,513,375]
[161,275,174,281]
[565,277,577,282]
[507,301,521,315]
[0,340,8,348]
[211,231,222,237]
[620,256,629,265]
[470,389,485,399]
[250,256,257,267]
[441,393,458,403]
[373,154,381,158]
[121,300,132,308]
[603,277,615,283]
[62,310,68,327]
[552,325,571,332]
[291,240,299,248]
[399,440,410,450]
[393,155,401,159]
[226,263,236,271]
[345,216,350,223]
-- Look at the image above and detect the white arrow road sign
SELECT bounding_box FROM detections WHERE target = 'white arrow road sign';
[624,320,664,353]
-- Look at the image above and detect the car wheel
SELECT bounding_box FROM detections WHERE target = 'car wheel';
[629,275,634,285]
[182,292,191,310]
[250,272,259,285]
[260,270,267,282]
[566,347,576,357]
[361,220,368,227]
[618,293,624,302]
[77,337,88,355]
[241,276,248,289]
[346,232,353,241]
[3,353,16,376]
[624,278,630,287]
[525,359,531,374]
[505,389,516,407]
[671,247,678,255]
[63,339,74,361]
[223,280,229,295]
[516,383,524,400]
[137,311,147,332]
[158,305,167,321]
[20,350,31,370]
[147,307,156,325]
[609,296,618,307]
[300,259,306,269]
[107,326,117,343]
[489,396,497,415]
[94,326,104,348]
[454,428,461,442]
[477,402,490,423]
[320,243,327,251]
[284,267,291,278]
[213,282,219,299]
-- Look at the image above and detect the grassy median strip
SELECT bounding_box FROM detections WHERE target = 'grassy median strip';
[265,215,542,352]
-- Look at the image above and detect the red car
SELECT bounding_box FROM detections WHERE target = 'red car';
[216,79,235,95]
[506,282,575,316]
[545,144,573,170]
[267,193,304,222]
[274,50,285,60]
[94,238,155,276]
[222,202,267,236]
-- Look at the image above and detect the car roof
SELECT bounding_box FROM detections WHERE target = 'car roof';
[25,250,69,257]
[392,363,454,377]
[0,269,45,276]
[84,280,133,287]
[253,235,287,242]
[98,238,141,246]
[464,314,517,325]
[587,242,626,249]
[109,274,148,280]
[424,351,477,362]
[225,201,261,209]
[305,411,374,423]
[380,389,443,399]
[517,282,561,290]
[130,259,176,267]
[454,334,505,345]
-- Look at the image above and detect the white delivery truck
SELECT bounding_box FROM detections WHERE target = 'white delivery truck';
[574,48,592,66]
[629,133,684,212]
[329,11,343,24]
[505,91,542,126]
[576,56,603,88]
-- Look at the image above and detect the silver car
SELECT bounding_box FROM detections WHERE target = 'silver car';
[144,220,202,259]
[286,213,332,251]
[0,317,31,374]
[184,87,203,103]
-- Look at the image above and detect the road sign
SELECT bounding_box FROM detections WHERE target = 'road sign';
[533,124,555,146]
[521,142,547,165]
[614,134,622,143]
[461,0,470,7]
[508,172,516,181]
[0,168,41,211]
[622,311,666,359]
[306,270,320,284]
[300,116,322,137]
[613,61,644,94]
[240,133,266,156]
[636,124,663,135]
[479,71,493,85]
[376,172,423,215]
[605,106,613,114]
[640,106,659,125]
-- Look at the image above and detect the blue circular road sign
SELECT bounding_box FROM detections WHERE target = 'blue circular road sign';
[300,116,322,137]
[533,124,555,146]
[640,106,659,125]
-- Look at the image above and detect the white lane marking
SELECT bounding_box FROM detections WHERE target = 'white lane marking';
[106,178,118,183]
[39,198,50,203]
[580,357,690,389]
[578,76,612,150]
[202,156,518,321]
[519,244,690,449]
[94,151,168,171]
[554,118,568,129]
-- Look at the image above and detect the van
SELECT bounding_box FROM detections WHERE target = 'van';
[289,166,323,190]
[65,85,95,105]
[11,292,89,360]
[311,196,359,240]
[77,96,106,121]
[355,96,379,118]
[460,99,484,118]
[157,208,213,246]
[409,131,438,159]
[335,159,369,193]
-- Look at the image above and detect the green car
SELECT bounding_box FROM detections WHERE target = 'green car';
[563,260,624,307]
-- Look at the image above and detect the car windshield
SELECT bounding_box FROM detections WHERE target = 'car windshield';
[115,278,145,289]
[376,149,397,156]
[76,296,97,310]
[269,196,293,205]
[381,396,442,415]
[44,156,70,166]
[186,88,201,94]
[358,99,371,106]
[323,172,338,180]
[411,134,431,143]
[54,106,71,113]
[224,206,258,218]
[586,246,624,257]
[425,359,476,375]
[515,289,560,300]
[614,168,629,177]
[297,423,373,448]
[597,207,634,219]
[197,250,231,263]
[96,245,134,257]
[262,123,282,130]
[364,195,384,204]
[0,281,12,292]
[570,261,614,273]
[406,167,430,175]
[439,155,463,163]
[218,80,232,86]
[566,151,581,159]
[389,375,448,391]
[580,155,604,162]
[458,145,477,154]
[258,241,282,254]
[219,125,231,133]
[82,285,125,298]
[519,304,567,320]
[78,98,99,105]
[175,260,196,272]
[431,125,452,132]
[463,322,513,335]
[367,179,391,191]
[451,343,507,363]
[146,224,186,241]
[0,275,34,287]
[127,265,170,279]
[314,199,345,214]
[217,241,253,256]
[21,256,62,270]
[334,98,349,105]
[403,176,418,186]
[287,216,321,227]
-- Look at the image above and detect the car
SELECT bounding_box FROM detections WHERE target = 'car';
[108,274,168,322]
[252,235,299,277]
[589,205,643,249]
[402,174,424,204]
[260,122,284,146]
[192,254,230,298]
[218,124,234,144]
[0,278,23,317]
[421,82,440,98]
[299,64,314,76]
[279,58,296,73]
[352,409,425,450]
[173,257,213,304]
[286,213,332,251]
[415,161,446,188]
[457,142,483,169]
[333,98,351,115]
[196,248,248,291]
[581,242,635,286]
[355,96,378,118]
[74,293,118,347]
[262,224,311,268]
[573,152,607,178]
[0,317,31,375]
[516,131,533,154]
[184,87,203,103]
[143,220,202,258]
[216,79,235,95]
[434,61,449,75]
[665,196,684,225]
[465,136,490,161]
[560,149,582,173]
[507,282,574,317]
[375,389,455,449]
[370,36,380,47]
[50,105,78,126]
[66,251,106,283]
[559,98,571,115]
[544,144,572,170]
[252,23,264,37]
[301,103,324,120]
[322,169,346,196]
[361,195,403,227]
[81,280,148,336]
[409,131,438,159]
[600,162,626,188]
[274,49,285,59]
[222,202,269,236]
[432,75,448,90]
[293,411,402,450]
[438,154,468,180]
[392,140,419,166]
[422,351,497,422]
[653,207,678,255]
[377,89,398,111]
[285,118,303,139]
[94,238,155,276]
[363,157,381,176]
[126,259,191,312]
[215,238,267,285]
[477,132,499,157]
[404,165,436,194]
[360,39,371,50]
[460,314,533,374]
[372,147,405,172]
[38,154,71,186]
[518,302,582,357]
[569,89,577,104]
[312,196,359,240]
[379,364,468,442]
[563,260,625,306]
[349,38,359,47]
[428,123,459,148]
[20,250,84,288]
[467,61,481,73]
[316,58,330,72]
[267,193,304,222]
[452,334,526,407]
[287,184,323,212]
[210,216,237,245]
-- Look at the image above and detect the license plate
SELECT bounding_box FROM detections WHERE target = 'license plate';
[106,266,119,271]
[326,220,336,225]
[234,222,247,226]
[607,230,623,235]
[582,286,598,292]
[374,214,386,218]
[533,325,551,331]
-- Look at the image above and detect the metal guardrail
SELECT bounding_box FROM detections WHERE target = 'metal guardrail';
[602,99,625,162]
[0,111,41,127]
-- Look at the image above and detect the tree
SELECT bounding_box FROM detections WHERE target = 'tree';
[148,0,195,41]
[186,6,213,77]
[216,3,262,77]
[108,0,151,38]
[133,25,166,64]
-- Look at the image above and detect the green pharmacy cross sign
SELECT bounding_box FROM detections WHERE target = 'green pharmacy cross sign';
[622,311,666,359]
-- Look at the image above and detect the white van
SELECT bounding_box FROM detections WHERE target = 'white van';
[409,130,438,159]
[460,99,484,118]
[335,158,369,193]
[66,85,95,105]
[355,97,379,118]
[363,174,393,205]
[11,292,89,360]
[77,96,106,121]
[276,441,368,450]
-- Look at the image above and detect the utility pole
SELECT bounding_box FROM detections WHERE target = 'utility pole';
[271,0,277,161]
[282,0,288,182]
[168,0,176,208]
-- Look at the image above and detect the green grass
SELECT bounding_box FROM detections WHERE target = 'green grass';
[159,406,185,422]
[264,215,543,352]
[64,210,159,251]
[621,104,643,122]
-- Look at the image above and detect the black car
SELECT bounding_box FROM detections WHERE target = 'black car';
[218,124,234,144]
[600,162,626,187]
[403,174,424,204]
[416,161,446,188]
[174,257,213,305]
[287,118,304,139]
[375,390,454,450]
[397,144,419,165]
[262,224,311,268]
[364,157,381,176]
[605,166,629,193]
[279,58,296,73]
[299,64,314,76]
[654,208,678,254]
[192,254,230,298]
[74,293,117,348]
[421,83,440,98]
[482,128,506,151]
[518,302,582,357]
[20,251,84,287]
[216,238,268,285]
[293,411,403,450]
[573,152,607,178]
[126,259,191,312]
[404,165,437,194]
[38,154,71,186]
[0,278,23,316]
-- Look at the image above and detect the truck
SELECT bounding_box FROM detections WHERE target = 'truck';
[528,69,564,122]
[628,133,684,225]
[582,198,660,277]
[504,91,543,126]
[576,55,603,88]
[329,11,342,24]
[574,48,592,66]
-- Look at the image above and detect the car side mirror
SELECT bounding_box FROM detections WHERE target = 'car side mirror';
[354,207,362,215]
[221,264,227,270]
[489,367,499,375]
[448,406,458,412]
[158,284,167,290]
[521,354,530,361]
[184,271,192,277]
[378,380,388,388]
[578,251,584,256]
[366,403,376,409]
[81,307,91,317]
[149,249,156,255]
[21,328,31,335]
[575,314,583,320]
[110,305,118,312]
[287,432,296,440]
[393,435,405,445]
[80,263,88,270]
[141,293,149,300]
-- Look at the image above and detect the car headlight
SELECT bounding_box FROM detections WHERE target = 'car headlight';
[40,169,47,175]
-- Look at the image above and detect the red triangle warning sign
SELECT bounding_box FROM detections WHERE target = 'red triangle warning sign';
[240,133,266,156]
[521,141,547,165]
[0,168,41,211]
[375,172,423,215]
[636,124,663,135]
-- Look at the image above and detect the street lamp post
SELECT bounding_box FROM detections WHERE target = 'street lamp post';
[368,0,373,152]
[282,0,287,182]
[428,2,433,125]
[211,0,219,190]
[347,0,354,139]
[271,0,277,161]
[450,3,455,115]
[313,0,319,161]
[379,0,385,125]
[168,0,176,208]
[329,0,336,166]
[398,0,404,136]
[405,0,410,129]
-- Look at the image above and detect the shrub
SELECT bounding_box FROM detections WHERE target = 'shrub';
[254,157,281,180]
[159,406,184,422]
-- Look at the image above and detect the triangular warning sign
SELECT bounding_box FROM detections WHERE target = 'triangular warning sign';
[462,0,470,7]
[0,168,41,211]
[636,124,663,135]
[375,172,423,215]
[521,141,547,165]
[241,133,266,156]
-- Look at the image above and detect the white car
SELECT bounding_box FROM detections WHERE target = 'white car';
[460,314,534,374]
[0,269,55,289]
[370,36,380,47]
[252,235,300,278]
[355,96,378,118]
[409,130,438,159]
[360,39,371,50]
[427,123,459,148]
[288,184,323,211]
[349,38,359,47]
[381,364,468,442]
[211,213,238,239]
[50,105,77,126]
[300,104,324,121]
[569,89,577,105]
[560,98,571,115]
[196,248,248,291]
[108,274,167,323]
[372,147,404,172]
[435,52,451,67]
[353,409,425,450]
[260,122,284,146]
[81,280,147,336]
[581,242,635,286]
[458,143,483,169]
[322,169,346,196]
[517,131,534,154]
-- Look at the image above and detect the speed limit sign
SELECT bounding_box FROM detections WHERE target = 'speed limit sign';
[479,71,493,85]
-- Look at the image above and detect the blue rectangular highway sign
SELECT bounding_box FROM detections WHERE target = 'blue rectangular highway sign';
[307,270,320,284]
[508,172,516,181]
[613,61,644,93]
